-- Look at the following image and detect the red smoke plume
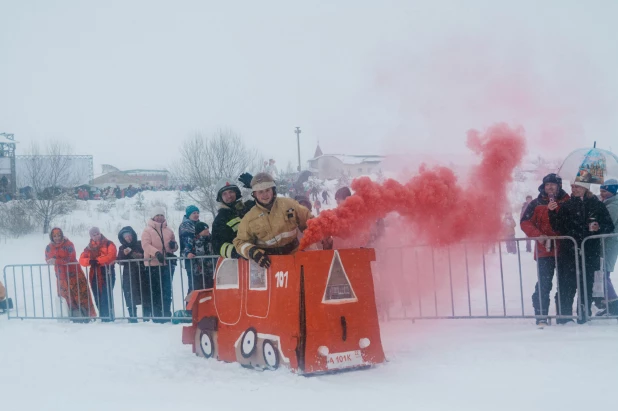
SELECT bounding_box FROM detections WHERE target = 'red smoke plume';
[300,123,526,250]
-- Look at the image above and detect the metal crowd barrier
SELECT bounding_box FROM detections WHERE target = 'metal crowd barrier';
[373,236,582,323]
[581,233,618,322]
[6,234,617,325]
[2,255,218,322]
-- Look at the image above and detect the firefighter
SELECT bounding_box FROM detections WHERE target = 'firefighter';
[233,172,313,268]
[211,173,255,259]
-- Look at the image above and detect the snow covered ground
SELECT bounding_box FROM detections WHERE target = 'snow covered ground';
[2,189,618,410]
[2,318,618,410]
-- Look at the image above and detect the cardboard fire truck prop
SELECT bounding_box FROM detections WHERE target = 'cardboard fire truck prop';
[182,248,385,374]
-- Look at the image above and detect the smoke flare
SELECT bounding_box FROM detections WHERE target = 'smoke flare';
[300,123,526,249]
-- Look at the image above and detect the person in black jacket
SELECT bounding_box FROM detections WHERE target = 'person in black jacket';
[548,181,615,323]
[117,226,150,322]
[212,174,255,259]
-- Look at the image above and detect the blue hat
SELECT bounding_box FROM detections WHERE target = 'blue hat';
[185,205,199,218]
[600,179,618,195]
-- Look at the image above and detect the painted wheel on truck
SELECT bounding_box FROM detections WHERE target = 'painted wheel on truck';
[196,330,215,358]
[263,340,279,370]
[241,327,257,358]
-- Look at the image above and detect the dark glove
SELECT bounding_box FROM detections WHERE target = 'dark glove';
[89,259,98,266]
[248,247,271,268]
[155,252,165,264]
[168,240,177,249]
[238,172,253,189]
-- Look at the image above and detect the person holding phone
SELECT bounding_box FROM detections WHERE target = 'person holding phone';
[521,174,570,326]
[548,180,615,323]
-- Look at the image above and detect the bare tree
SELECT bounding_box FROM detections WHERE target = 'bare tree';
[22,141,78,233]
[173,129,263,219]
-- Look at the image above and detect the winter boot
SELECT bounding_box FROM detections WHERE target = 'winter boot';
[607,300,618,316]
[595,309,608,317]
[556,317,574,325]
[536,319,548,328]
[127,307,138,323]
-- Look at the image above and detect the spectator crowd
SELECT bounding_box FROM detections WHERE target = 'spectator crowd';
[2,166,617,329]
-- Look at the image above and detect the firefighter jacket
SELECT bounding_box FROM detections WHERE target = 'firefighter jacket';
[212,200,254,259]
[233,197,313,258]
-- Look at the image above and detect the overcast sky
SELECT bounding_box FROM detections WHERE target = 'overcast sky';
[1,0,617,174]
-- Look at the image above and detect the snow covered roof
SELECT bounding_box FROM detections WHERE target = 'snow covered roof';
[124,169,169,175]
[310,154,385,165]
[0,134,17,145]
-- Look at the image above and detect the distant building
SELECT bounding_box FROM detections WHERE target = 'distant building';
[0,133,17,197]
[91,166,170,187]
[307,144,385,180]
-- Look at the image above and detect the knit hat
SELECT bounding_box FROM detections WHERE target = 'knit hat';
[601,178,618,195]
[185,205,199,218]
[49,227,64,243]
[89,227,101,237]
[195,221,209,234]
[571,181,591,190]
[152,206,166,218]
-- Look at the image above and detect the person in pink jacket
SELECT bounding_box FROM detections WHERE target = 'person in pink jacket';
[141,207,179,322]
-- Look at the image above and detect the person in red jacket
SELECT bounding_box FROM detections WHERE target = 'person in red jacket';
[520,174,570,326]
[46,227,97,320]
[79,227,117,321]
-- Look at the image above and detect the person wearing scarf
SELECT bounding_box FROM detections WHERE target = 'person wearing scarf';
[79,227,117,321]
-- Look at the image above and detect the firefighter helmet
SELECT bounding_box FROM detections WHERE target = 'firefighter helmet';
[251,172,276,192]
[216,177,242,203]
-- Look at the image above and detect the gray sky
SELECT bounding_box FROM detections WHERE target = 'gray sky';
[1,0,617,174]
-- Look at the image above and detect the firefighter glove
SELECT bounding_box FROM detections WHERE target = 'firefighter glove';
[248,247,271,268]
[238,172,254,189]
[89,259,98,266]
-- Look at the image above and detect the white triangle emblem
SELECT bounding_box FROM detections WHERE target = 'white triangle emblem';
[322,251,357,304]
